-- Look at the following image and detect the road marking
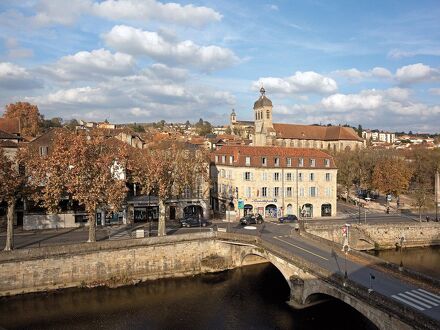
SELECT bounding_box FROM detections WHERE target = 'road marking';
[273,237,328,261]
[392,295,425,311]
[398,293,432,309]
[418,289,440,303]
[406,291,438,306]
[392,288,440,311]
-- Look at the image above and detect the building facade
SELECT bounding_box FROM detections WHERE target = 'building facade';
[230,88,364,151]
[210,145,337,219]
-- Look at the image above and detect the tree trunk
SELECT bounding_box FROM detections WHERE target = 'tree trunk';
[158,199,166,237]
[88,209,97,242]
[4,198,15,251]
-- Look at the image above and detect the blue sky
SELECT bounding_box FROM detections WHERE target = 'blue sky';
[0,0,439,132]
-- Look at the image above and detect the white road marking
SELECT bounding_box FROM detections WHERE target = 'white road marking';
[418,289,440,303]
[273,237,328,261]
[406,291,438,306]
[398,293,432,309]
[392,295,425,311]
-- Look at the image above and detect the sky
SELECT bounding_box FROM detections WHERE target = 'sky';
[0,0,439,133]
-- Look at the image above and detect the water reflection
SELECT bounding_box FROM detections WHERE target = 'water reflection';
[0,263,376,330]
[369,246,440,278]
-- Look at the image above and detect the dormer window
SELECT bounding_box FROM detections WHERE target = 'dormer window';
[298,158,304,167]
[229,155,234,164]
[286,158,292,167]
[221,155,226,163]
[310,159,316,167]
[324,159,330,167]
[274,157,280,167]
[39,146,48,157]
[245,156,251,166]
[261,157,267,166]
[215,155,219,163]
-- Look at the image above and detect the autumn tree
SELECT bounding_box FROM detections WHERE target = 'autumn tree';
[335,150,360,199]
[4,102,43,137]
[0,149,23,251]
[129,143,210,236]
[22,130,129,242]
[372,157,413,197]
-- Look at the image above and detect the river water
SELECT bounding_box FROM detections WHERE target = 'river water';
[0,263,377,330]
[369,245,440,278]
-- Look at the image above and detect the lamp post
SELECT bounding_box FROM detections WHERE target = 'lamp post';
[399,235,405,271]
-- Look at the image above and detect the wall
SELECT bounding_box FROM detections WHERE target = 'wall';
[23,213,79,230]
[305,222,440,250]
[0,232,242,297]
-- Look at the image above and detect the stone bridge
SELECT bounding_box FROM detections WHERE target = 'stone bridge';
[0,231,438,330]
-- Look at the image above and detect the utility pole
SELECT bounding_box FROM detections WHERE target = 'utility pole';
[436,170,439,221]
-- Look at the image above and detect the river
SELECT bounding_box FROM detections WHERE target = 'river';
[368,245,440,278]
[0,263,377,330]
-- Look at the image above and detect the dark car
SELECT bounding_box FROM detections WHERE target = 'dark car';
[240,214,264,225]
[180,217,209,228]
[278,214,298,223]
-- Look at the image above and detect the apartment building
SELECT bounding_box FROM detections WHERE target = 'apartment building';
[210,145,337,219]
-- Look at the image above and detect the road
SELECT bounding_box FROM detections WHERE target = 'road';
[219,221,440,324]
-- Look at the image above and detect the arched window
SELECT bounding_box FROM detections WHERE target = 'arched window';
[266,110,270,119]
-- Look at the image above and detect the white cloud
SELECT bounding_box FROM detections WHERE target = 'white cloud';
[253,71,338,95]
[33,0,91,26]
[41,48,135,81]
[333,67,392,81]
[103,25,239,71]
[388,48,440,59]
[31,86,107,105]
[0,62,42,90]
[395,63,440,84]
[321,90,383,112]
[31,0,221,28]
[92,0,222,28]
[429,88,440,96]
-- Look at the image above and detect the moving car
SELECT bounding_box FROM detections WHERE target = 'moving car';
[180,217,209,228]
[240,214,264,225]
[278,214,298,223]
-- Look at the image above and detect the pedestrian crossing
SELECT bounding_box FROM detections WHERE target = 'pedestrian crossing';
[392,289,440,311]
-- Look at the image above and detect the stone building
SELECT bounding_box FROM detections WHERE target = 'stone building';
[230,88,364,151]
[210,145,337,219]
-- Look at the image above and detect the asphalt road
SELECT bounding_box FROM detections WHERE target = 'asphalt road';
[221,221,440,323]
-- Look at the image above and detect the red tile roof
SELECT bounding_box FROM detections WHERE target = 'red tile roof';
[0,118,21,135]
[273,123,362,142]
[211,145,336,169]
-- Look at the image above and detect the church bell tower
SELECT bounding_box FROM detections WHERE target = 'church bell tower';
[253,87,274,146]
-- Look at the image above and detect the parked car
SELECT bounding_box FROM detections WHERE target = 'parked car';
[180,217,209,228]
[278,214,298,223]
[240,214,264,225]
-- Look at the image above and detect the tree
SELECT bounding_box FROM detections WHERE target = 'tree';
[357,124,363,137]
[4,102,43,137]
[65,119,79,130]
[128,143,210,236]
[22,130,129,242]
[0,149,23,250]
[335,150,360,199]
[372,157,413,197]
[225,127,232,135]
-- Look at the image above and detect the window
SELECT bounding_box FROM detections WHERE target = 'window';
[286,187,292,197]
[221,155,226,163]
[310,173,314,181]
[273,172,280,181]
[215,155,219,163]
[298,172,303,182]
[298,158,304,167]
[274,157,280,167]
[324,159,330,167]
[221,169,225,178]
[39,146,48,157]
[274,187,280,197]
[228,170,233,179]
[325,187,331,197]
[229,156,234,164]
[266,110,270,119]
[299,187,304,197]
[246,187,252,198]
[325,173,331,181]
[245,156,251,166]
[261,157,267,166]
[286,158,292,167]
[262,187,268,197]
[286,173,292,181]
[310,187,317,197]
[310,159,316,167]
[262,172,267,181]
[244,171,252,181]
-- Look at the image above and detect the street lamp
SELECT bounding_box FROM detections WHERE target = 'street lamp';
[399,235,405,271]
